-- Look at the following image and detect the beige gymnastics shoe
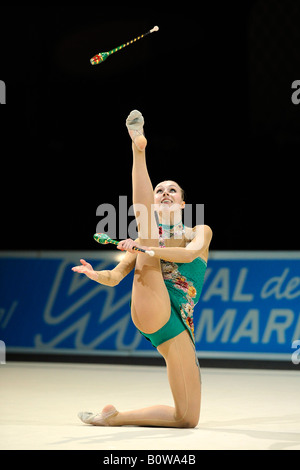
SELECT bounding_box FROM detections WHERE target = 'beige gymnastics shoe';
[78,405,118,426]
[126,110,147,151]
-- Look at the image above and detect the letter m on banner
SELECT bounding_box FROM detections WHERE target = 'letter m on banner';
[0,81,6,104]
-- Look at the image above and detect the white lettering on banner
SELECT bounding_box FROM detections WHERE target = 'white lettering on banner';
[195,309,236,343]
[34,259,142,351]
[29,257,300,353]
[231,309,259,344]
[195,308,300,345]
[203,269,230,301]
[262,309,294,344]
[43,260,111,325]
[233,269,254,301]
[261,269,300,300]
[202,268,253,302]
[0,301,18,329]
[35,312,142,350]
[293,315,300,339]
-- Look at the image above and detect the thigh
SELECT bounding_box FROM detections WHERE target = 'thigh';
[131,258,171,334]
[158,330,201,427]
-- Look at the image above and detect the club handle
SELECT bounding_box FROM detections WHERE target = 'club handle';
[133,247,155,257]
[107,238,154,257]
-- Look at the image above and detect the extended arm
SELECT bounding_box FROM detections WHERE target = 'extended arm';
[107,250,137,285]
[151,225,213,263]
[72,251,137,286]
[117,225,213,264]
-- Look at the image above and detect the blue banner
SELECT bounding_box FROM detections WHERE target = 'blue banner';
[0,251,299,361]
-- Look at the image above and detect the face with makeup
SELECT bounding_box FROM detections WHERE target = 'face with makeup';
[154,181,185,224]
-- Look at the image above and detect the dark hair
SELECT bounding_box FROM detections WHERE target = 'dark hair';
[172,181,186,201]
[180,186,186,201]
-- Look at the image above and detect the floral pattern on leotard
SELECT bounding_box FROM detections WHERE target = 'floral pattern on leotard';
[161,261,197,338]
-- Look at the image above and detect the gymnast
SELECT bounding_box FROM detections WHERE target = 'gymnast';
[72,110,213,428]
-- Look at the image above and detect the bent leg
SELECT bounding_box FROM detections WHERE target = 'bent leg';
[100,331,201,428]
[158,330,201,428]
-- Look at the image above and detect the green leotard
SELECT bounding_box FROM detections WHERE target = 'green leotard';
[138,224,207,348]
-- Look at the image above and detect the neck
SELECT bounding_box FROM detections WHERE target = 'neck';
[159,211,183,227]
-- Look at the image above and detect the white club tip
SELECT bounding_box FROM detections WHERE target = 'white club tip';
[146,250,155,257]
[150,26,159,33]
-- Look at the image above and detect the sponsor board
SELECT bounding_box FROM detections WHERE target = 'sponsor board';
[1,251,299,361]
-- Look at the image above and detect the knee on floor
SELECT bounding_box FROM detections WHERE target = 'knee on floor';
[176,411,200,429]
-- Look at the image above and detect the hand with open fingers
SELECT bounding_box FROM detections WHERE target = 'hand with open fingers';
[71,259,99,281]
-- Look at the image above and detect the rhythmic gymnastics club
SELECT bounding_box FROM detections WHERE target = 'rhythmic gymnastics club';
[94,233,155,257]
[90,26,159,65]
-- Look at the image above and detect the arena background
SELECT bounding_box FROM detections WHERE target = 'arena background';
[0,1,299,367]
[1,1,300,453]
[0,1,299,252]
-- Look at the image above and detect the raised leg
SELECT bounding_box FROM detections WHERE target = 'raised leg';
[77,112,201,429]
[127,111,171,334]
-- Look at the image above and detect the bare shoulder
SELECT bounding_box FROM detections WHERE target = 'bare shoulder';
[185,225,213,241]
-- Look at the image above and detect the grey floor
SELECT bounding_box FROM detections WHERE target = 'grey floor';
[1,361,299,450]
